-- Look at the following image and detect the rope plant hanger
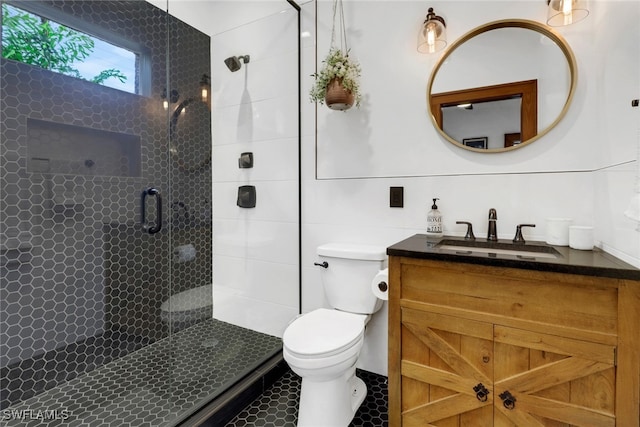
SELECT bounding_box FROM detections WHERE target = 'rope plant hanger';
[331,0,348,54]
[309,0,362,111]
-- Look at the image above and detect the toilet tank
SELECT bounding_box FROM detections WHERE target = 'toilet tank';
[317,243,387,314]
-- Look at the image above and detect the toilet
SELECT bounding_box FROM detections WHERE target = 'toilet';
[283,243,386,427]
[160,284,213,332]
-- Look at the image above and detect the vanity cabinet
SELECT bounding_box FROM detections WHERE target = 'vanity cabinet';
[388,256,640,427]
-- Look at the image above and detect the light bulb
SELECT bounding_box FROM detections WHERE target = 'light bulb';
[426,23,436,52]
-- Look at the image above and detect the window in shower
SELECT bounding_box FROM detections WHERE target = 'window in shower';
[1,2,143,94]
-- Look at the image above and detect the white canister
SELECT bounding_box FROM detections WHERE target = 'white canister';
[546,218,573,246]
[569,226,594,250]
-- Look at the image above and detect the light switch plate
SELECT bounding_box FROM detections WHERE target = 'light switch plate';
[390,187,404,208]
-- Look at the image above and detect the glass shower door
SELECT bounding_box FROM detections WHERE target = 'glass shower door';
[0,0,184,422]
[1,0,294,424]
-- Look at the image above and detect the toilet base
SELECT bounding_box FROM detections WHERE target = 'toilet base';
[296,365,367,427]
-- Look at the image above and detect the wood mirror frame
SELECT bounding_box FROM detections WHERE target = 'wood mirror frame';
[427,19,578,153]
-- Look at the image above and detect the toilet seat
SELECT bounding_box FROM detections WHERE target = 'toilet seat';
[283,308,366,359]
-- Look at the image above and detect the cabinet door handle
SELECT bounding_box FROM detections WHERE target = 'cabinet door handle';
[473,383,490,402]
[499,390,516,409]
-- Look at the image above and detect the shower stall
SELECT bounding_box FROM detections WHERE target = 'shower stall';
[0,0,300,425]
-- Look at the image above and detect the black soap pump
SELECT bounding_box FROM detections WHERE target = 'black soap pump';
[426,198,443,239]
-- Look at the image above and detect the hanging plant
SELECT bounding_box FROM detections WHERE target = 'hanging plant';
[309,0,361,111]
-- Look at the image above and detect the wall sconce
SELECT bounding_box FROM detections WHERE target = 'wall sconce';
[199,74,210,103]
[162,88,179,110]
[418,7,446,54]
[546,0,589,26]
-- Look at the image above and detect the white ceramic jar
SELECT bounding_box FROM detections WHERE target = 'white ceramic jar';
[569,226,594,250]
[546,218,573,246]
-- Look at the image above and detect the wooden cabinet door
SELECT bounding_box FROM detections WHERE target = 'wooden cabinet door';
[400,307,617,427]
[400,307,494,426]
[493,325,617,427]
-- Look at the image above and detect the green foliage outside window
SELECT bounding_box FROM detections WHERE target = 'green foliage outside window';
[1,4,127,85]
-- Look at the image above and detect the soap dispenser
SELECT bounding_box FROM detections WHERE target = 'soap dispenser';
[426,198,443,238]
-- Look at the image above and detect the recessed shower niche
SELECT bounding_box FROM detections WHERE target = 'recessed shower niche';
[27,118,142,177]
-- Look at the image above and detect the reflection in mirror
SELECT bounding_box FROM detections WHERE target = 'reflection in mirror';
[445,99,520,148]
[428,19,577,152]
[432,79,537,149]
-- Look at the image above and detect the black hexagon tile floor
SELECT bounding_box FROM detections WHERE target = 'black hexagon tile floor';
[1,319,281,426]
[225,369,388,427]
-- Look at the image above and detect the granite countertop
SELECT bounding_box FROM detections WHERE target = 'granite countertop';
[387,234,640,281]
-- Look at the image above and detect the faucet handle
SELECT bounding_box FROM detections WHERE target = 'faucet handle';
[513,224,536,244]
[456,221,476,240]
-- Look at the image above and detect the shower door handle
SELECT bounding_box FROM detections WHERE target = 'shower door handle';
[141,187,162,234]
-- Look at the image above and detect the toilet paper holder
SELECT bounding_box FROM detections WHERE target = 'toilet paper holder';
[377,281,388,292]
[371,268,389,300]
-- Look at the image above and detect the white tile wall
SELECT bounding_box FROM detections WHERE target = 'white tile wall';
[212,285,298,338]
[211,3,300,337]
[592,1,640,266]
[213,138,299,183]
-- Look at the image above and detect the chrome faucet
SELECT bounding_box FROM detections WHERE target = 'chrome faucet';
[487,208,498,241]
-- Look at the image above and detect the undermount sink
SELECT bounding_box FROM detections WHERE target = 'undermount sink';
[436,239,562,260]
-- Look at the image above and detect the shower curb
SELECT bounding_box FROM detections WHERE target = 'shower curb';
[178,351,288,427]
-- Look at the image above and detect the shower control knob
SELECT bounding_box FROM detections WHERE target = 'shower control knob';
[238,152,253,168]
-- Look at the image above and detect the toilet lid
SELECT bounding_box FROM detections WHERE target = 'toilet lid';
[283,309,365,357]
[161,284,212,313]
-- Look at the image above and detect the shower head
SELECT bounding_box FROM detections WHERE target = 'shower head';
[224,55,250,72]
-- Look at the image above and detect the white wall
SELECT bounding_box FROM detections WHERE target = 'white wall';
[203,2,300,337]
[301,0,640,377]
[592,1,640,263]
[145,0,301,339]
[166,0,293,35]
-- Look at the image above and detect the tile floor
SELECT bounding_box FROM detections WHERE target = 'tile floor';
[3,320,281,427]
[225,369,388,427]
[1,328,151,409]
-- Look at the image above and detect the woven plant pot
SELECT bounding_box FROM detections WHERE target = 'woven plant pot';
[325,78,355,111]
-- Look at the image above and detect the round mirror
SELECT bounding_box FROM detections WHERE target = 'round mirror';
[427,19,577,153]
[170,97,211,171]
